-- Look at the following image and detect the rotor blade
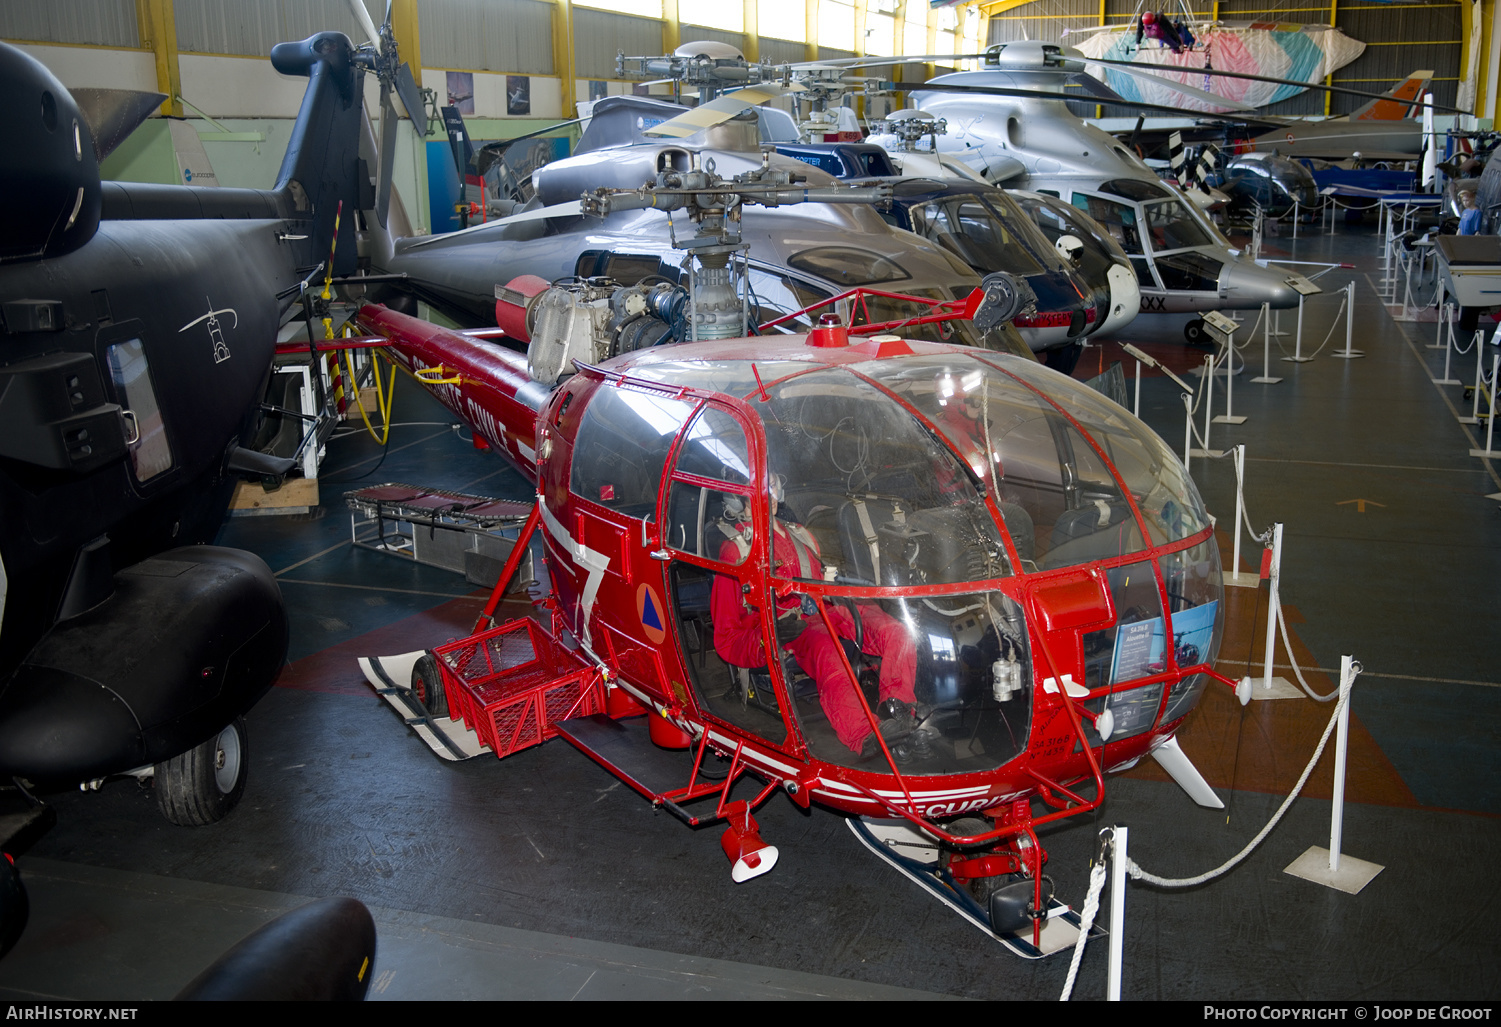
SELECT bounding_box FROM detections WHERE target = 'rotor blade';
[1086,60,1255,112]
[1086,56,1467,116]
[345,0,380,45]
[645,82,801,138]
[905,80,1251,124]
[375,87,397,229]
[402,199,585,249]
[782,53,976,72]
[395,61,426,129]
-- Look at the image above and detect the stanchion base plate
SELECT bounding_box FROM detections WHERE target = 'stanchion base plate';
[1280,356,1315,363]
[1250,676,1303,700]
[1284,846,1384,895]
[1457,417,1480,425]
[1330,351,1365,359]
[1250,376,1283,384]
[1468,447,1499,458]
[1221,571,1261,589]
[1430,378,1462,385]
[1213,415,1248,424]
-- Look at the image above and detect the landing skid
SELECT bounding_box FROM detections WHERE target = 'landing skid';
[358,653,490,762]
[846,818,1101,960]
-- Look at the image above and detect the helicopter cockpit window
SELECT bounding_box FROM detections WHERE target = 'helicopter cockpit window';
[1153,251,1223,293]
[1142,199,1213,252]
[746,266,829,333]
[755,369,1009,587]
[905,196,1045,276]
[1071,194,1143,256]
[786,247,911,286]
[859,356,1151,570]
[105,338,172,483]
[1100,178,1172,202]
[998,359,1211,546]
[665,406,755,567]
[1157,537,1224,725]
[569,385,695,517]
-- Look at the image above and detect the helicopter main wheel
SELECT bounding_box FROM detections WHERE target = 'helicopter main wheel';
[410,653,449,720]
[155,717,248,826]
[1184,318,1208,344]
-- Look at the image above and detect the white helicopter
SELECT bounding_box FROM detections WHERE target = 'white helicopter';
[629,40,1319,340]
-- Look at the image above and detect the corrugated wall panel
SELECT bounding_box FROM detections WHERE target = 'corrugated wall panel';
[0,0,139,47]
[419,0,554,74]
[174,0,372,57]
[987,0,1101,47]
[758,36,806,64]
[576,9,664,78]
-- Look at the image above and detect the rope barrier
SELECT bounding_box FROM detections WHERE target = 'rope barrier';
[1127,683,1355,889]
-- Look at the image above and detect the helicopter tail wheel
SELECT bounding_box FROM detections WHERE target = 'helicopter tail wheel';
[410,652,450,720]
[1184,318,1208,344]
[720,801,778,883]
[154,717,248,826]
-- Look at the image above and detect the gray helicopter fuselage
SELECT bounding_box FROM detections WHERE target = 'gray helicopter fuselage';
[887,75,1318,313]
[378,142,1002,349]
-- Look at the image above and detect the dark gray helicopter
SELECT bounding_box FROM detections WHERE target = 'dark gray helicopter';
[0,28,376,832]
[362,95,1044,359]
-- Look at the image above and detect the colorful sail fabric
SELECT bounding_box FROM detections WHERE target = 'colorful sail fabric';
[1070,22,1366,114]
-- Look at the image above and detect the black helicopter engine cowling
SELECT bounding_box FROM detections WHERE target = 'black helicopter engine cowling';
[0,546,287,781]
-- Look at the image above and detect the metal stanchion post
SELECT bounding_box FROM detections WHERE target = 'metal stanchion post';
[1108,826,1128,1002]
[1433,305,1461,385]
[1461,331,1485,424]
[1283,656,1385,893]
[1332,281,1363,359]
[1471,349,1500,458]
[1282,293,1312,362]
[1253,301,1282,384]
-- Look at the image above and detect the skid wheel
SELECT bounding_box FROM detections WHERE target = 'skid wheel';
[155,717,248,826]
[411,653,449,720]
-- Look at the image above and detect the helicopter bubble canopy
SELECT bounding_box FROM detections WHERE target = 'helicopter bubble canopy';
[594,342,1223,772]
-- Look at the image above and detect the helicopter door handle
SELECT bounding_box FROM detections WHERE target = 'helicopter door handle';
[649,549,673,561]
[119,409,140,446]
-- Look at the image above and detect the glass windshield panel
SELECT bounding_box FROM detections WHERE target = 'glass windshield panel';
[775,588,1033,773]
[569,385,694,516]
[1158,538,1225,725]
[1072,193,1143,254]
[857,356,1148,570]
[106,338,172,483]
[999,360,1212,545]
[666,406,754,566]
[1080,560,1166,691]
[753,369,1009,586]
[907,195,1046,275]
[1143,198,1213,251]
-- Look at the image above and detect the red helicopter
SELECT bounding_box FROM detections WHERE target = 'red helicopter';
[345,248,1235,958]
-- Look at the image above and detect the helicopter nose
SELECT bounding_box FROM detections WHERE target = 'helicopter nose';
[1220,258,1320,309]
[1102,263,1140,333]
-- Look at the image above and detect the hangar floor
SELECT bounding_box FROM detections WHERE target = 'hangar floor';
[2,220,1498,1002]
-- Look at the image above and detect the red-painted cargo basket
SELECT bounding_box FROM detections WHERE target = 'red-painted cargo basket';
[431,618,604,759]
